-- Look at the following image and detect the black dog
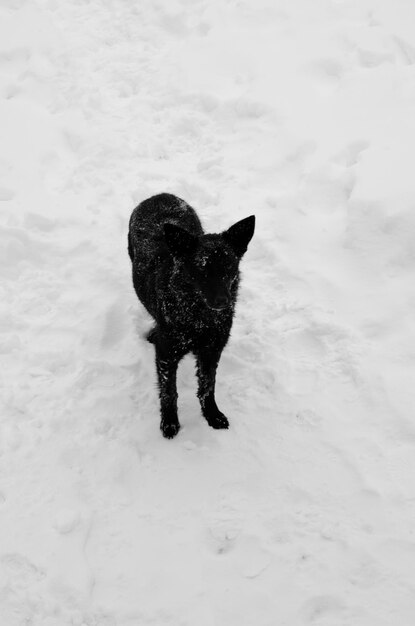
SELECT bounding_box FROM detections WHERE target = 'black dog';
[128,193,255,438]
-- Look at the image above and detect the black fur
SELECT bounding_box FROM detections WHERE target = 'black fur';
[128,193,255,438]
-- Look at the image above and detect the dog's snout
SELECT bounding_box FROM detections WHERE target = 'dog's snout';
[212,293,230,310]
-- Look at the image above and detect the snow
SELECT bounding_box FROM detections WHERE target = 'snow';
[1,0,415,624]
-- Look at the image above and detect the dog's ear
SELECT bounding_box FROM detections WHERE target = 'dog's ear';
[222,215,255,257]
[164,223,198,257]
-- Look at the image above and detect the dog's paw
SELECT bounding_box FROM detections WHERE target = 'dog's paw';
[205,411,229,430]
[161,419,181,439]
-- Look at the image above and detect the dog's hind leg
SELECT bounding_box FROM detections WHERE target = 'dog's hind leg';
[196,349,229,430]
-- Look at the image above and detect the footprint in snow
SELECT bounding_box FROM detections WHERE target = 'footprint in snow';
[307,58,344,93]
[159,12,189,37]
[295,409,323,431]
[197,156,224,180]
[53,508,80,534]
[222,96,269,120]
[24,211,56,232]
[332,140,369,168]
[207,529,272,579]
[281,327,327,361]
[393,36,415,65]
[233,534,273,579]
[1,553,46,585]
[300,595,349,623]
[206,525,239,556]
[310,58,344,80]
[357,48,394,68]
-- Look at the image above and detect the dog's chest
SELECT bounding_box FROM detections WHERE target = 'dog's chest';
[161,297,232,347]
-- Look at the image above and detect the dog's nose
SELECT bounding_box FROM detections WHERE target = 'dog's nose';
[212,294,229,310]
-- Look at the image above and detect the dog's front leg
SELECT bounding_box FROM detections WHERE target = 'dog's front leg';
[196,349,229,430]
[155,350,180,439]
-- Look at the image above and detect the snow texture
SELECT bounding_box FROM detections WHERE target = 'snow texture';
[1,0,415,624]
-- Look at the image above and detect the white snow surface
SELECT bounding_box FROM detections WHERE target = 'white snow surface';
[1,0,415,624]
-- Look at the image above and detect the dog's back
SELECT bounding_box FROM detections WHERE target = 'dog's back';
[128,192,203,259]
[128,193,204,319]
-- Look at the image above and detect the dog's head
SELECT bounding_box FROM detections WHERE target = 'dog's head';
[164,215,255,310]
